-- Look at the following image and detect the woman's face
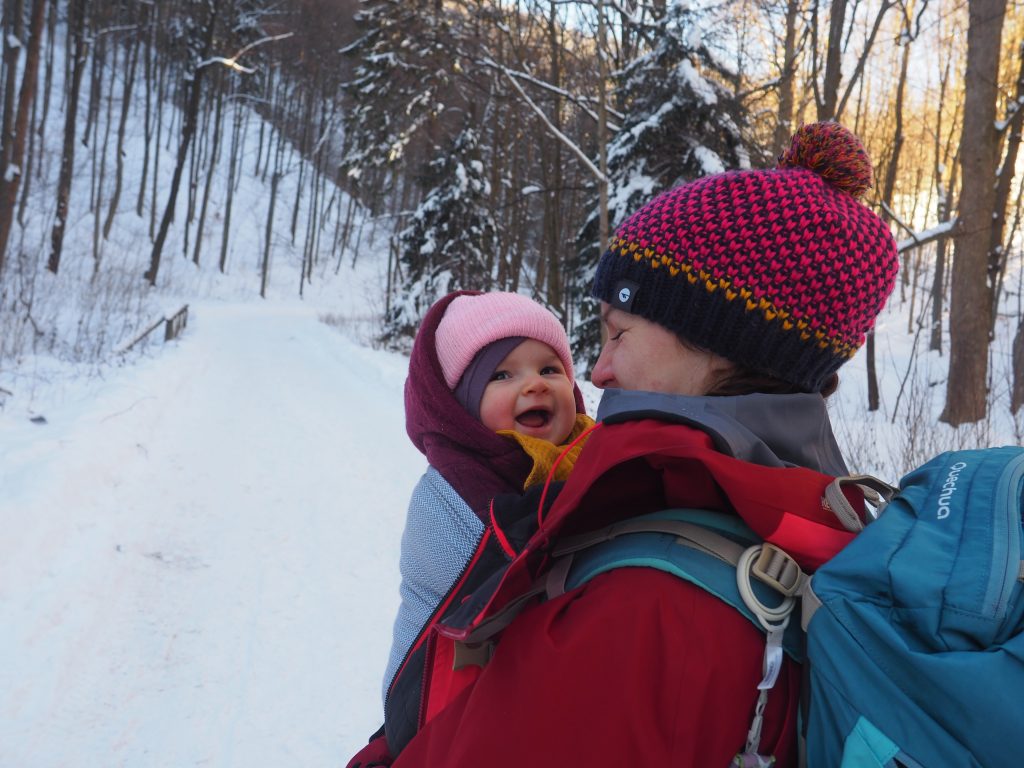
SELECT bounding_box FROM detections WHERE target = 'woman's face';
[591,304,733,395]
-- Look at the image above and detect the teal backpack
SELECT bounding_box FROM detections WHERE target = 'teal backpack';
[554,447,1024,767]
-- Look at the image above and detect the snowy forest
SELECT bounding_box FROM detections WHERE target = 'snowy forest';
[1,0,1023,461]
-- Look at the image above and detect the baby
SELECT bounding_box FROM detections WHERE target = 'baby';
[382,291,594,699]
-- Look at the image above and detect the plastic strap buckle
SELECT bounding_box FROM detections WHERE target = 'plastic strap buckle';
[751,543,804,597]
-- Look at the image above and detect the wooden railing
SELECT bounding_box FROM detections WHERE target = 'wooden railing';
[117,304,190,356]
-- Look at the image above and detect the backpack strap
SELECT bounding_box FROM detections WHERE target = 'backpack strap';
[553,509,807,659]
[800,473,898,631]
[453,510,810,671]
[552,509,809,767]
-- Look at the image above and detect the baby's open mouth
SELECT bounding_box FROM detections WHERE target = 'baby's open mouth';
[516,409,551,428]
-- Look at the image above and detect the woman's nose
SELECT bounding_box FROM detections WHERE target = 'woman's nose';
[591,349,615,389]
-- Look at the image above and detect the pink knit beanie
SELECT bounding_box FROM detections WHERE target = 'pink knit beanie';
[435,292,575,389]
[592,122,899,392]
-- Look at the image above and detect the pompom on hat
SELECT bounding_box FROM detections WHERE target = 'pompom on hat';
[435,292,575,415]
[592,121,899,392]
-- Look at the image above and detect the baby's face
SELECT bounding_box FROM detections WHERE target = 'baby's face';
[479,339,576,444]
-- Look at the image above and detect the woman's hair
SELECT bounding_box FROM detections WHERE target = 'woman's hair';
[706,367,839,399]
[675,332,840,398]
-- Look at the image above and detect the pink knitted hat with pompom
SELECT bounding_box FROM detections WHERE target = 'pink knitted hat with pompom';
[592,121,898,392]
[435,292,575,389]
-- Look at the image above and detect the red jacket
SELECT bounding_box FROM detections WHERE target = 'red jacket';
[355,398,860,768]
[393,568,801,766]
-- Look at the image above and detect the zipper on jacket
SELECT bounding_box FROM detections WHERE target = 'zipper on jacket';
[385,525,490,709]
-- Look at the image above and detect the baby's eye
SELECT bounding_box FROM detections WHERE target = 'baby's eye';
[490,370,510,382]
[541,365,563,376]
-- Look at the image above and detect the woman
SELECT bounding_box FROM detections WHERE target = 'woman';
[356,122,898,768]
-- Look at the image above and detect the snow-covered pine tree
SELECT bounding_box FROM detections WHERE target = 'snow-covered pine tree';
[571,2,748,366]
[339,0,454,213]
[382,125,497,345]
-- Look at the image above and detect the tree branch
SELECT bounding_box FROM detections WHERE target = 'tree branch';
[482,56,623,128]
[501,68,607,183]
[197,32,295,74]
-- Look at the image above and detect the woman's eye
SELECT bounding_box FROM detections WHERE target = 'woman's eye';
[610,330,624,341]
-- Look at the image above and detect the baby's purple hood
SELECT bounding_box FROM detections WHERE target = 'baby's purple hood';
[405,291,586,521]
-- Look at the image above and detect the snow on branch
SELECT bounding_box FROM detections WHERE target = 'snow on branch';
[995,94,1024,133]
[198,32,295,75]
[501,68,608,184]
[881,200,958,253]
[481,57,623,129]
[895,219,957,254]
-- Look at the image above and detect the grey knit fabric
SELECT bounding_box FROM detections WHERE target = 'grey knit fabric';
[383,467,485,704]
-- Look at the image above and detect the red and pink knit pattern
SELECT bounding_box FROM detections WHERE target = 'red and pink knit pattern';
[593,122,899,392]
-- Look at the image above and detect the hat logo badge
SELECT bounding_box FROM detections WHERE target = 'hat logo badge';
[618,286,631,304]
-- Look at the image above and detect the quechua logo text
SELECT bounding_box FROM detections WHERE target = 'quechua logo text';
[936,461,968,520]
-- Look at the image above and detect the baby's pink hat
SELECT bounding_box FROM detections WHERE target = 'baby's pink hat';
[435,292,575,389]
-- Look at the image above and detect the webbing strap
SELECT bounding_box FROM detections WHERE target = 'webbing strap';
[799,581,823,632]
[1019,561,1024,581]
[458,581,547,645]
[459,518,811,663]
[459,520,751,647]
[824,474,898,532]
[553,518,748,567]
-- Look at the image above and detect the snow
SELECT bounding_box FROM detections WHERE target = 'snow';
[0,300,426,767]
[896,219,957,252]
[692,145,725,175]
[676,59,718,105]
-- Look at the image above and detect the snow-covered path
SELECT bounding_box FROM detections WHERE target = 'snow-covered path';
[0,302,424,767]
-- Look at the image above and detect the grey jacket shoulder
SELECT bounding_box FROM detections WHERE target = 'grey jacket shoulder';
[595,389,848,477]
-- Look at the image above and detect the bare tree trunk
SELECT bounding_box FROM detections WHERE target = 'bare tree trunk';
[192,78,223,266]
[817,0,846,121]
[16,67,36,225]
[262,172,280,298]
[772,0,800,157]
[1012,317,1024,414]
[2,0,26,181]
[92,30,115,272]
[0,0,45,275]
[290,91,314,243]
[137,3,155,218]
[942,0,1007,425]
[145,1,220,286]
[103,28,138,238]
[929,57,956,353]
[987,41,1024,332]
[866,31,911,411]
[47,0,88,275]
[37,0,55,160]
[218,98,241,273]
[149,34,166,240]
[82,17,103,152]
